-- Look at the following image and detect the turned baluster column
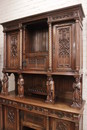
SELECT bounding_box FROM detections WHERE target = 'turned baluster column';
[19,24,23,70]
[48,22,52,72]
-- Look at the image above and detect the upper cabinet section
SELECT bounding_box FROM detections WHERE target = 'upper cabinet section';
[22,20,49,71]
[1,4,84,75]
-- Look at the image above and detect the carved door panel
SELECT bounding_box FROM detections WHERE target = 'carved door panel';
[6,31,20,69]
[53,23,75,72]
[4,106,17,130]
[50,118,75,130]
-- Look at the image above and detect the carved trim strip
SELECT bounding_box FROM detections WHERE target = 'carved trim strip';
[48,11,79,23]
[0,98,81,122]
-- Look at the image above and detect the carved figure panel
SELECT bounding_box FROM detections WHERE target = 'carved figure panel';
[6,32,20,69]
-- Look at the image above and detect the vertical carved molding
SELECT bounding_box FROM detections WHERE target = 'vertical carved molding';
[71,76,82,108]
[75,122,79,130]
[48,22,52,71]
[75,20,80,71]
[0,105,3,130]
[19,24,23,70]
[46,116,49,130]
[3,32,6,69]
[17,109,19,130]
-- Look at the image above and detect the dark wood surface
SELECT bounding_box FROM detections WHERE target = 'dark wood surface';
[0,4,85,130]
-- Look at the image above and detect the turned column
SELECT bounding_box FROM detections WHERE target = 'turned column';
[19,24,23,70]
[48,22,52,72]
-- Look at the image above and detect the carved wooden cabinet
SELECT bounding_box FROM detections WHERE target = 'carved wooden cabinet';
[0,4,85,130]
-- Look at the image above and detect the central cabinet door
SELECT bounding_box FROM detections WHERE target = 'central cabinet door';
[23,21,49,71]
[53,23,75,72]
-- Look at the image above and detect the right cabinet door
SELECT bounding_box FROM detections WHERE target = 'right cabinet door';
[50,118,75,130]
[53,23,75,72]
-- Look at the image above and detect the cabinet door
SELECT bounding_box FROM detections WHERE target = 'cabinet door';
[53,23,75,72]
[4,106,17,130]
[50,118,74,130]
[6,31,20,69]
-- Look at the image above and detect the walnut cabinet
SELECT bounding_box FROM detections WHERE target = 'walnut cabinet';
[0,4,85,130]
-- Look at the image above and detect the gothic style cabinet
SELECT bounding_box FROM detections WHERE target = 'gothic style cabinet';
[0,4,85,130]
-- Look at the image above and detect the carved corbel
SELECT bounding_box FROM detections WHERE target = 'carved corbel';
[2,70,9,95]
[45,75,55,103]
[17,71,24,98]
[71,75,82,108]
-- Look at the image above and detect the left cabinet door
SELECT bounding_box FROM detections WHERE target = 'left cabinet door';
[6,31,20,70]
[4,106,17,130]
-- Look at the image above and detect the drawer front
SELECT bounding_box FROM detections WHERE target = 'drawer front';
[22,111,46,127]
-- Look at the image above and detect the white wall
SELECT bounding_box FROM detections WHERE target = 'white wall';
[0,0,87,129]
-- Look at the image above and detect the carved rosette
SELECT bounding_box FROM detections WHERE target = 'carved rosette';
[71,76,82,108]
[46,75,55,103]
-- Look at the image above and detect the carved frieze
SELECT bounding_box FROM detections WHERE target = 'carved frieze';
[48,11,79,23]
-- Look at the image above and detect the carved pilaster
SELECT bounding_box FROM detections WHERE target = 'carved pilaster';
[75,20,80,71]
[71,76,82,108]
[19,24,23,70]
[46,117,49,130]
[3,32,6,68]
[48,22,52,71]
[2,72,9,95]
[17,72,24,98]
[46,75,55,103]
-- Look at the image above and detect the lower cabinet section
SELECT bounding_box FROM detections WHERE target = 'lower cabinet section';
[0,104,83,130]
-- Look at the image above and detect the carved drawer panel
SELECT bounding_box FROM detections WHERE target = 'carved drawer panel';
[50,118,75,130]
[22,111,46,127]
